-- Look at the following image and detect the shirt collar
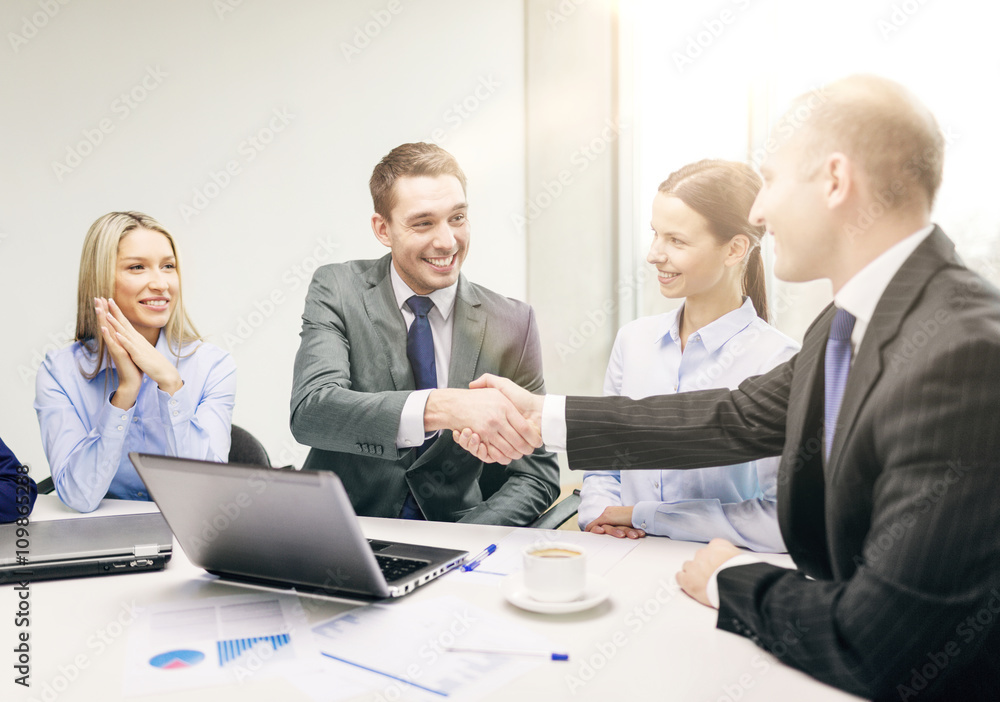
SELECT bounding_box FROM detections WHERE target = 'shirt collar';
[834,225,935,327]
[389,260,458,321]
[657,297,758,354]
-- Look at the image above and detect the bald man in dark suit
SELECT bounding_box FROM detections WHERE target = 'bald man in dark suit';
[459,76,1000,700]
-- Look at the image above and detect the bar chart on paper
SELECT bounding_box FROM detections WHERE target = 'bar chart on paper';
[217,633,292,666]
[125,593,322,695]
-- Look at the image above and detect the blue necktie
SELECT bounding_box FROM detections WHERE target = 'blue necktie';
[824,307,856,462]
[401,295,436,519]
[405,296,437,394]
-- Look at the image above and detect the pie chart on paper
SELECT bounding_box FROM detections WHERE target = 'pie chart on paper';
[148,650,206,670]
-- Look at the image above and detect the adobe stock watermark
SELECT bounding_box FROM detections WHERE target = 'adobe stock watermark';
[426,75,501,144]
[748,86,829,170]
[220,234,338,350]
[878,0,931,40]
[714,621,808,702]
[853,460,971,570]
[177,106,294,223]
[26,600,142,702]
[340,0,402,63]
[512,118,626,233]
[565,578,680,694]
[672,0,753,74]
[554,267,648,362]
[7,0,71,54]
[17,320,76,387]
[51,65,167,182]
[546,0,586,28]
[896,587,1000,700]
[367,609,477,702]
[213,0,246,20]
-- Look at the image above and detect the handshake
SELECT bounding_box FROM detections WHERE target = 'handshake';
[423,374,547,464]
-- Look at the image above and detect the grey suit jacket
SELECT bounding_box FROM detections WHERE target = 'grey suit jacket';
[290,254,559,526]
[564,228,1000,700]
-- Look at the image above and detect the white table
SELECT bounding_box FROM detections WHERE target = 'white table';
[3,496,862,701]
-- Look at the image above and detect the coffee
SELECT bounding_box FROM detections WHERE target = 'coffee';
[530,548,581,558]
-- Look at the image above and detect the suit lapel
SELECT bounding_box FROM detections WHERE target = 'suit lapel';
[447,275,485,388]
[827,227,955,472]
[779,304,834,576]
[361,255,414,391]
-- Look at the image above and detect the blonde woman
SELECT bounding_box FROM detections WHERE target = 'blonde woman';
[35,212,236,512]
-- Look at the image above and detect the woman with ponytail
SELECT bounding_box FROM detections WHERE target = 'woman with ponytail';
[578,159,798,552]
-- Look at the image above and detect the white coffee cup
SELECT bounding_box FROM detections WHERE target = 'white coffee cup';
[522,542,586,602]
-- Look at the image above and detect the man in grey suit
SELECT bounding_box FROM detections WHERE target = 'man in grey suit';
[290,142,559,525]
[458,76,1000,700]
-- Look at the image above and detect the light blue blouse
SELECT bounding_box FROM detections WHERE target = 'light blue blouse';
[577,298,799,552]
[34,334,236,512]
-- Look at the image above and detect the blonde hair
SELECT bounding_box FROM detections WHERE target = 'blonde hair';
[75,211,200,379]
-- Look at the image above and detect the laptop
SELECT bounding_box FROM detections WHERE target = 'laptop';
[0,512,173,585]
[128,453,469,599]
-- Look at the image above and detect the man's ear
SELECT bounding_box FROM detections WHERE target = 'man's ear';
[823,152,853,210]
[726,234,750,267]
[371,213,392,248]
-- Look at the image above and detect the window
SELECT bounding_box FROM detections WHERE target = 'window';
[621,0,1000,340]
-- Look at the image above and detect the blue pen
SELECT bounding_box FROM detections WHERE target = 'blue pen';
[460,544,497,571]
[444,646,569,661]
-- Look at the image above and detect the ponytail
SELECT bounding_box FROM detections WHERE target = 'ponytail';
[743,245,769,324]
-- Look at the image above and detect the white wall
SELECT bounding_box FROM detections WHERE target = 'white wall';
[0,0,527,476]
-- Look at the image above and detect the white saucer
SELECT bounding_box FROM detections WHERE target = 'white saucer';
[500,573,610,614]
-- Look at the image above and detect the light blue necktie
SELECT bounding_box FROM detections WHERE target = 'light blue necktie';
[824,307,856,462]
[401,295,436,519]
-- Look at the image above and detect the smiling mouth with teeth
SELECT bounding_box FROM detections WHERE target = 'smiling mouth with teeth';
[140,300,170,307]
[424,255,456,267]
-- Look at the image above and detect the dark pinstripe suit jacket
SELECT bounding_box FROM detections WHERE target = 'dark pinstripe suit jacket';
[290,254,559,526]
[566,228,1000,700]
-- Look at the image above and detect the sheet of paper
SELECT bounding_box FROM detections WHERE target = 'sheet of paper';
[312,596,561,701]
[123,592,322,696]
[450,528,639,583]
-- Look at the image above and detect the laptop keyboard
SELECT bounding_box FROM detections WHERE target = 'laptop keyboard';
[375,554,427,582]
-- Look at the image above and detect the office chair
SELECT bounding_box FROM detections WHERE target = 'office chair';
[33,425,271,499]
[527,489,581,529]
[228,424,272,467]
[36,475,54,495]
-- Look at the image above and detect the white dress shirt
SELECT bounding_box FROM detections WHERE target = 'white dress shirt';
[390,262,459,449]
[543,224,937,606]
[578,298,798,552]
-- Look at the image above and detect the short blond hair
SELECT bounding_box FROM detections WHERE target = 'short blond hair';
[76,211,200,378]
[789,75,944,209]
[369,143,467,220]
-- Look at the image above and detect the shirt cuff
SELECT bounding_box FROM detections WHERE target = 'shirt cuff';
[706,554,763,609]
[158,382,192,426]
[99,393,137,437]
[541,395,567,451]
[396,389,435,449]
[631,501,658,532]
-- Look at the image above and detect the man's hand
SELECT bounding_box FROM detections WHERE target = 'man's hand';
[424,388,541,465]
[452,374,546,463]
[584,506,645,539]
[676,538,742,607]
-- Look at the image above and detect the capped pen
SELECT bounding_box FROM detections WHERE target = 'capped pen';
[460,543,497,571]
[445,645,569,661]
